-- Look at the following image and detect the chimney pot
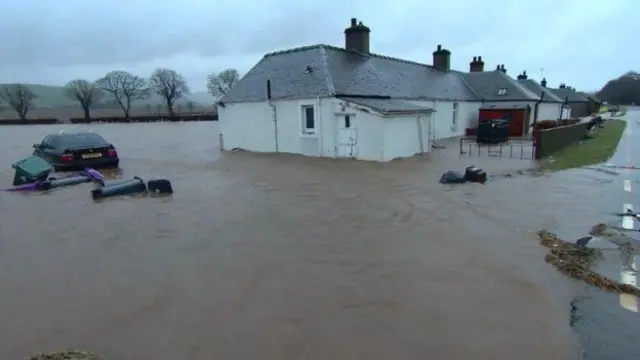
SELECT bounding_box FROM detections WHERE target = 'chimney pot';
[437,44,442,51]
[351,18,357,26]
[478,56,482,61]
[496,65,501,70]
[541,78,547,87]
[472,56,477,61]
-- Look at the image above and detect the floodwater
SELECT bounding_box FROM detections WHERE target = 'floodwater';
[0,122,623,360]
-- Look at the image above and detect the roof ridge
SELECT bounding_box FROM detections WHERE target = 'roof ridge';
[264,43,443,71]
[456,73,481,100]
[317,45,336,96]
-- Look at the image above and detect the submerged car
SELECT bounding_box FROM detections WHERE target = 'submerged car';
[33,131,119,171]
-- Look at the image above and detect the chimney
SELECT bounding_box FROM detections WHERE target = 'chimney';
[541,78,547,87]
[469,56,484,72]
[516,71,528,80]
[432,44,451,71]
[559,83,566,89]
[344,18,371,53]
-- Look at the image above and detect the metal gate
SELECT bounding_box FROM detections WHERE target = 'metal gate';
[459,137,534,160]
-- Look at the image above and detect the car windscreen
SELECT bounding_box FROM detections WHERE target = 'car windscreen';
[53,134,108,149]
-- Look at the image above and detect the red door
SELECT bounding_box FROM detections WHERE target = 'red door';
[504,110,525,137]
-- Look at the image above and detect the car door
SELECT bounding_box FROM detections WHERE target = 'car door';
[36,136,57,163]
[33,136,49,158]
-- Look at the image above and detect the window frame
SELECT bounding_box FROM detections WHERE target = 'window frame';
[451,102,459,128]
[497,87,508,96]
[300,104,317,137]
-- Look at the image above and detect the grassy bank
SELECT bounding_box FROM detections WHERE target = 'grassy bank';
[544,119,627,171]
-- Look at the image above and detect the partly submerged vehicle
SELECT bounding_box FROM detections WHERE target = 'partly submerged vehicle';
[33,131,119,171]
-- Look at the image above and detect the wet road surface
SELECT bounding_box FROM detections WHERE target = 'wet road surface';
[570,109,640,360]
[0,122,619,359]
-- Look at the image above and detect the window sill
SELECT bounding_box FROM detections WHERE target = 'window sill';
[300,131,318,138]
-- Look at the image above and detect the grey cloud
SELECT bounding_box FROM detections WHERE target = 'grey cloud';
[0,0,637,91]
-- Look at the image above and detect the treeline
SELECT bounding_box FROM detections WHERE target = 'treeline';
[596,71,640,105]
[0,68,240,121]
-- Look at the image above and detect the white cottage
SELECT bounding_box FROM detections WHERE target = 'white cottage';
[217,17,566,161]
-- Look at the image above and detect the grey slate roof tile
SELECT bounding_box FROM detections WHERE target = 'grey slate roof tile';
[339,97,434,115]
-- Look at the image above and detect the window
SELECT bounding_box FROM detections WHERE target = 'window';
[56,133,108,148]
[344,115,351,128]
[452,102,459,127]
[301,105,315,135]
[497,87,508,96]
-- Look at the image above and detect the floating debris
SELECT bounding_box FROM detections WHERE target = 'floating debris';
[25,349,102,360]
[536,230,640,296]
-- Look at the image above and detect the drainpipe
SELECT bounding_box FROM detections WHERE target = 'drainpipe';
[533,91,545,128]
[267,80,278,152]
[416,115,425,153]
[317,97,323,156]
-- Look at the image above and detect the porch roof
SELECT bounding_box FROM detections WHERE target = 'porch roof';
[339,97,435,116]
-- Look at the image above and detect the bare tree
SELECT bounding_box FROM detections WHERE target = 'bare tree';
[64,79,101,121]
[0,84,37,121]
[206,69,240,98]
[97,71,148,119]
[149,68,190,116]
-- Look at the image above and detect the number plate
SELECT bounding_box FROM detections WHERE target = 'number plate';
[82,153,102,159]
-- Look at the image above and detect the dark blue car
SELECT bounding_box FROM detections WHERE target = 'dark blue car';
[33,131,120,171]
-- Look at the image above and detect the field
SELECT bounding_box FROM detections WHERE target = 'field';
[0,104,214,122]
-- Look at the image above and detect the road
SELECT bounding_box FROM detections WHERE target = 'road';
[572,107,640,360]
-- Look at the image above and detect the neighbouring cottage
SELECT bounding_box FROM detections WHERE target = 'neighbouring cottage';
[217,17,568,161]
[549,84,599,117]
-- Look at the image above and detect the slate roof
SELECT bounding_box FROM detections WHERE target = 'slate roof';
[339,97,434,115]
[550,88,590,103]
[516,79,564,103]
[459,71,539,101]
[220,44,557,105]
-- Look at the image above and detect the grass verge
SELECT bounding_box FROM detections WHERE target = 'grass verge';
[543,119,627,171]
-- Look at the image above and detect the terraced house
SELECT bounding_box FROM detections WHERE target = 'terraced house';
[218,18,567,161]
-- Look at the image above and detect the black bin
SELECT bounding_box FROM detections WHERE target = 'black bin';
[476,120,509,144]
[464,166,487,184]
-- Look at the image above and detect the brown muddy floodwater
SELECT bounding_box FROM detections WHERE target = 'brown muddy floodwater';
[0,122,608,359]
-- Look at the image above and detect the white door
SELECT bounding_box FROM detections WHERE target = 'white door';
[337,115,357,158]
[418,115,432,152]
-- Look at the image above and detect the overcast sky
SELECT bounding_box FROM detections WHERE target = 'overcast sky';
[0,0,635,92]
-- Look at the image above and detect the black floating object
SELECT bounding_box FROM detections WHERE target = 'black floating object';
[464,165,487,183]
[439,171,467,184]
[147,179,173,194]
[91,176,147,200]
[575,236,593,247]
